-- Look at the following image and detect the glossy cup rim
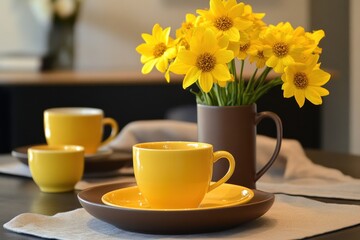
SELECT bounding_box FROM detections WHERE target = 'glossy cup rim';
[44,107,103,116]
[133,141,212,151]
[28,144,84,153]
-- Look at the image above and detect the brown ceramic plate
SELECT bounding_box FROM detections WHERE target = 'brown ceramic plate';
[78,182,275,234]
[12,145,132,174]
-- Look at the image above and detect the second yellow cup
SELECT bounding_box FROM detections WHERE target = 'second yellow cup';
[44,107,118,154]
[28,145,84,193]
[132,141,235,209]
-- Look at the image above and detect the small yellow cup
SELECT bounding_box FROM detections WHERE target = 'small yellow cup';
[44,107,118,154]
[28,145,84,193]
[132,141,235,209]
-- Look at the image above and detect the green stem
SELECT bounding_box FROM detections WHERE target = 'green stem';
[250,77,282,103]
[239,60,245,105]
[255,67,272,89]
[243,68,259,104]
[214,84,225,106]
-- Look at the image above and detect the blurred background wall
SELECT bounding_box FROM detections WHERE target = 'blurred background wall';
[350,0,360,154]
[75,0,309,71]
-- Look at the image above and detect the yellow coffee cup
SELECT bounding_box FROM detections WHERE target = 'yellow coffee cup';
[132,141,235,209]
[44,107,118,154]
[28,145,84,193]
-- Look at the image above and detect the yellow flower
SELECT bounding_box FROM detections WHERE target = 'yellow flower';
[305,29,325,55]
[136,24,177,79]
[136,0,331,107]
[170,28,234,92]
[197,0,252,42]
[281,55,330,107]
[176,14,200,38]
[243,3,266,31]
[226,2,266,60]
[175,14,202,51]
[261,22,304,73]
[248,41,268,69]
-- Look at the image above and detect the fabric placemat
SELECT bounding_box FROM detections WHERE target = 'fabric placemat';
[4,194,360,240]
[0,155,32,178]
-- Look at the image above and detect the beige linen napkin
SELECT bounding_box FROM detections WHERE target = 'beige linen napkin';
[108,120,198,151]
[257,135,360,199]
[107,120,360,200]
[4,194,360,240]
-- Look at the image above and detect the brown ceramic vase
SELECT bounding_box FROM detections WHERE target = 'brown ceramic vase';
[197,104,283,189]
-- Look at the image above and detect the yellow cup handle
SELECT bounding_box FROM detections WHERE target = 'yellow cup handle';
[99,118,119,147]
[208,151,235,192]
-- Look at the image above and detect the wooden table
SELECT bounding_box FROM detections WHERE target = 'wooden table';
[0,149,359,239]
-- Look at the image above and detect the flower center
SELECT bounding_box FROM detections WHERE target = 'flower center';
[257,51,264,59]
[183,22,194,30]
[273,42,289,58]
[196,53,216,72]
[294,72,308,89]
[214,16,233,31]
[240,43,250,52]
[180,39,190,50]
[153,43,167,58]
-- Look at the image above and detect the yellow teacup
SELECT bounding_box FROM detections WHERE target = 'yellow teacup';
[28,145,84,193]
[132,141,235,209]
[44,107,118,154]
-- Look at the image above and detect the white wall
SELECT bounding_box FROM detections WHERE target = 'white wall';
[75,0,309,71]
[350,0,360,154]
[0,0,49,57]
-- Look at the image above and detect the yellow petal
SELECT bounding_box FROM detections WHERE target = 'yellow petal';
[136,44,153,55]
[311,86,329,96]
[214,49,234,64]
[233,18,253,31]
[165,68,171,83]
[210,0,225,15]
[308,69,331,86]
[142,59,157,74]
[294,90,305,107]
[203,29,218,53]
[153,24,163,41]
[266,56,278,68]
[177,50,197,65]
[273,60,286,73]
[140,55,154,64]
[183,67,201,89]
[170,61,191,74]
[155,56,168,73]
[164,47,177,59]
[161,27,171,44]
[142,33,154,44]
[305,88,323,105]
[217,80,228,87]
[282,82,296,98]
[281,55,295,66]
[218,35,230,49]
[226,27,240,42]
[228,41,240,56]
[228,3,245,18]
[212,64,231,81]
[199,72,214,93]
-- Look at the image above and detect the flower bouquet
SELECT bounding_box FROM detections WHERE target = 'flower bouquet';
[136,0,331,108]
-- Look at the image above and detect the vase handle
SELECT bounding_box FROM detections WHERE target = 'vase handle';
[254,111,283,181]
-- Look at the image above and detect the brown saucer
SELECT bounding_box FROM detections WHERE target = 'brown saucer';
[12,145,132,174]
[78,182,275,234]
